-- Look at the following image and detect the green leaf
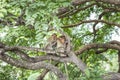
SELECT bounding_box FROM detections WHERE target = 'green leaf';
[85,69,90,78]
[0,13,4,18]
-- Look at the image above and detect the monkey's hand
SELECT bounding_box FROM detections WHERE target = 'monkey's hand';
[56,47,67,57]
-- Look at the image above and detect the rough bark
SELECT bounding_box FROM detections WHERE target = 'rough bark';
[102,72,120,80]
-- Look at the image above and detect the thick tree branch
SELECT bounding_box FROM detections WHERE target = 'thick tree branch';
[93,40,120,54]
[75,41,120,55]
[37,63,59,80]
[109,40,120,46]
[95,48,108,54]
[0,42,71,63]
[0,41,87,73]
[0,52,66,80]
[4,46,55,54]
[102,72,120,80]
[68,51,87,73]
[34,55,71,63]
[13,50,35,62]
[1,40,120,76]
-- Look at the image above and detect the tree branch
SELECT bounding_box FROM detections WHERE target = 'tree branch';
[37,70,49,80]
[34,55,71,63]
[0,52,67,80]
[56,0,120,19]
[109,40,120,46]
[1,40,120,75]
[71,0,90,6]
[37,63,59,80]
[97,0,120,6]
[75,41,120,55]
[0,41,87,73]
[71,0,120,6]
[0,42,71,63]
[102,72,120,80]
[58,3,96,18]
[91,40,120,54]
[97,2,120,12]
[62,20,120,28]
[68,51,87,73]
[92,9,113,42]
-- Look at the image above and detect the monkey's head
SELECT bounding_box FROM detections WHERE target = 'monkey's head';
[51,33,57,40]
[59,35,66,43]
[59,35,65,39]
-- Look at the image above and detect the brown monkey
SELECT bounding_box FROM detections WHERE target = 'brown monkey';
[45,33,57,54]
[57,35,68,56]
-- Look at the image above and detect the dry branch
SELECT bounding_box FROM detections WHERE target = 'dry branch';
[75,41,120,55]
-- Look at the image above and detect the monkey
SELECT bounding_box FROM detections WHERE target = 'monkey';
[45,33,57,54]
[45,33,69,57]
[56,35,68,56]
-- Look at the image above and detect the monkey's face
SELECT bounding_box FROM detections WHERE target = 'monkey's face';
[59,36,66,44]
[52,33,57,40]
